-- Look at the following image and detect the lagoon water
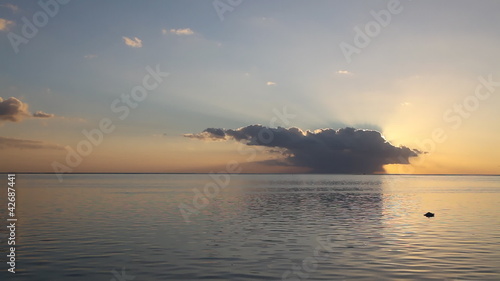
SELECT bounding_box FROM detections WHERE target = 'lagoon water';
[1,174,499,280]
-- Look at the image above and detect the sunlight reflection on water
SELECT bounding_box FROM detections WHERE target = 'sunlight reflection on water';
[1,174,499,280]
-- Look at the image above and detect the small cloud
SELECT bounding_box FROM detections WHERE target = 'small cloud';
[0,18,15,31]
[162,29,168,35]
[0,97,30,122]
[0,4,18,13]
[33,111,55,118]
[266,81,277,86]
[84,54,97,59]
[168,28,194,35]
[122,36,142,48]
[336,70,353,75]
[401,102,411,106]
[0,97,55,123]
[0,136,64,150]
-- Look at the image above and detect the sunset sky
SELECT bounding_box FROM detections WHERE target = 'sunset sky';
[1,0,499,175]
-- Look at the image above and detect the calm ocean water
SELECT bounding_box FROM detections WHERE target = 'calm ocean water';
[0,174,499,280]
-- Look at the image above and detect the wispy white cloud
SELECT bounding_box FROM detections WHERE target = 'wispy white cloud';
[167,28,194,35]
[266,81,277,86]
[336,70,353,75]
[122,36,142,48]
[0,18,14,31]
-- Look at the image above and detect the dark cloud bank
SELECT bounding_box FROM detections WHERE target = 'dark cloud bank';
[185,125,421,174]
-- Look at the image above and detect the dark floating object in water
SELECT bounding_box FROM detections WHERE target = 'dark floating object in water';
[424,212,435,218]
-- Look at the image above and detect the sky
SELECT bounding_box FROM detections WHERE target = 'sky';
[0,0,499,175]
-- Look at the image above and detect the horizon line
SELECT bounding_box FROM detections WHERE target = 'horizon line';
[2,172,499,176]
